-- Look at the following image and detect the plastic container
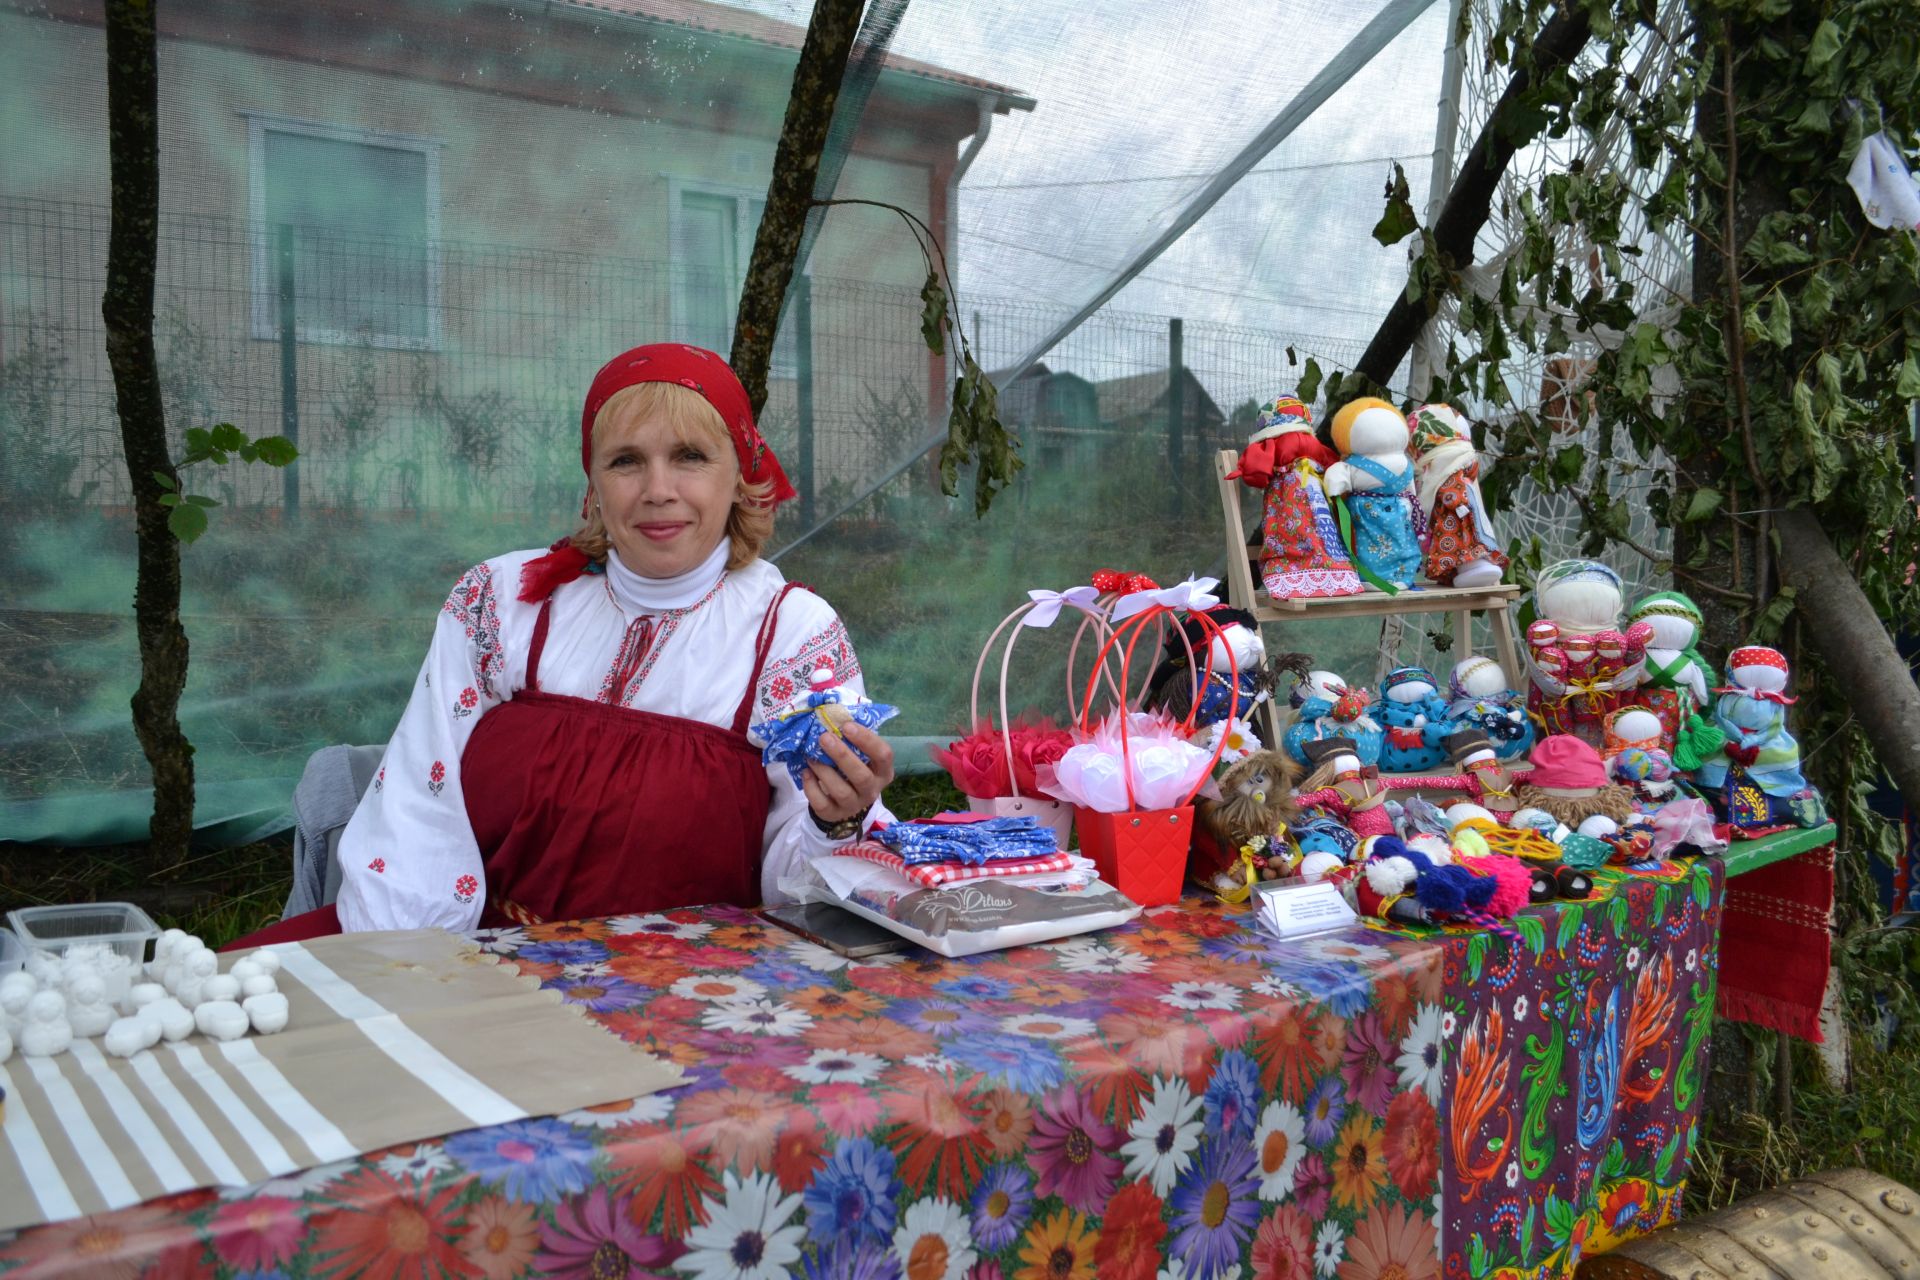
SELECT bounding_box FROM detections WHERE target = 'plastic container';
[0,927,24,977]
[7,903,160,968]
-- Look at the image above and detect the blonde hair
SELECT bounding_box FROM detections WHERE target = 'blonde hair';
[570,382,774,571]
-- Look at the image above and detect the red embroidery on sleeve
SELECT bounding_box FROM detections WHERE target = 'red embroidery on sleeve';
[428,761,447,796]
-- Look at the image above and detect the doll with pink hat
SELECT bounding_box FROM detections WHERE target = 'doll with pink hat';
[1693,646,1828,832]
[1511,734,1636,828]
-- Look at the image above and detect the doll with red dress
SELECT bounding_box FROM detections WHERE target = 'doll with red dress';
[1229,396,1363,599]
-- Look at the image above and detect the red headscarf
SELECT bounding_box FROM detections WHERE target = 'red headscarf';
[519,344,798,602]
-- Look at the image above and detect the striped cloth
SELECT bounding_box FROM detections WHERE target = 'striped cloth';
[0,929,681,1233]
[845,841,1076,889]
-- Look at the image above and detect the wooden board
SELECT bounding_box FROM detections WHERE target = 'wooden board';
[1721,822,1838,879]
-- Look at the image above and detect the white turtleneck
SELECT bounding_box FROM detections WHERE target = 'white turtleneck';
[604,540,730,614]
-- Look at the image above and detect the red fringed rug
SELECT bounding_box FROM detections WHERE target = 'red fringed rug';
[1717,844,1835,1042]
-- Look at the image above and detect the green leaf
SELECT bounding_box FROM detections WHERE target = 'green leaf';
[157,493,180,507]
[209,423,246,453]
[918,272,947,358]
[168,502,209,543]
[1468,1234,1491,1278]
[151,471,176,491]
[1896,350,1920,399]
[1680,488,1723,523]
[1765,293,1792,349]
[183,494,218,508]
[1548,444,1585,487]
[1371,162,1419,246]
[1468,933,1490,983]
[183,426,213,454]
[1516,914,1546,956]
[1806,19,1841,70]
[1555,904,1585,953]
[1296,358,1324,405]
[251,435,299,467]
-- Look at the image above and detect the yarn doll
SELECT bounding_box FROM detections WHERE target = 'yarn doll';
[1440,731,1530,822]
[1231,396,1364,599]
[1512,734,1637,828]
[1693,646,1829,833]
[1295,740,1397,842]
[1281,669,1384,768]
[1627,590,1725,769]
[1445,656,1534,759]
[1141,606,1275,730]
[1526,559,1641,743]
[1407,403,1506,587]
[1192,749,1301,898]
[1374,666,1459,773]
[1323,397,1423,589]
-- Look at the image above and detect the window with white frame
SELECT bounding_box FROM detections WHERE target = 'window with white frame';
[671,183,799,376]
[247,113,442,349]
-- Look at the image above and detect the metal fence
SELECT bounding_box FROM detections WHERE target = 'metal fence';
[1,195,1374,532]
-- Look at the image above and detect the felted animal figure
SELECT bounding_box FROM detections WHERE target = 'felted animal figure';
[1627,591,1726,769]
[1232,396,1364,599]
[1694,646,1828,832]
[1323,398,1423,588]
[1192,749,1302,894]
[1446,656,1534,759]
[1281,669,1384,767]
[1373,666,1459,773]
[1407,404,1506,587]
[1142,606,1276,729]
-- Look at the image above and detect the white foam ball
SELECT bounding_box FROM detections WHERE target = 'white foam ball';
[1452,657,1511,699]
[147,997,195,1043]
[249,950,282,977]
[240,974,278,999]
[194,1000,249,1041]
[1577,815,1620,838]
[127,982,166,1013]
[200,975,241,1004]
[1298,852,1345,881]
[1611,708,1665,743]
[228,959,262,985]
[103,1017,154,1058]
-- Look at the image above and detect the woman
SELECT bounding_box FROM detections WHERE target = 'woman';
[259,343,893,940]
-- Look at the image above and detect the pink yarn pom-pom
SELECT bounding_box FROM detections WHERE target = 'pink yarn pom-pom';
[1458,852,1532,918]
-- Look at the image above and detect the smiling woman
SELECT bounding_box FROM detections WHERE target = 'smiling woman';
[230,344,896,948]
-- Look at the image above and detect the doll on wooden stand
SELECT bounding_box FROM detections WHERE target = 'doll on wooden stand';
[1323,397,1423,589]
[1231,396,1364,599]
[1407,404,1507,587]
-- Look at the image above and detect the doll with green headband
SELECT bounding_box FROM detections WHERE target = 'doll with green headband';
[1627,590,1726,770]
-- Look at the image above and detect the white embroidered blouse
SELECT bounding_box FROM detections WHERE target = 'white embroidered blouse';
[334,547,878,933]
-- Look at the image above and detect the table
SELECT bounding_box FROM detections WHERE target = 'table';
[1718,824,1837,1043]
[0,860,1723,1280]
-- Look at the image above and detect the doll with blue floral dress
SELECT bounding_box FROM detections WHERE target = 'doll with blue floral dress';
[1323,397,1424,589]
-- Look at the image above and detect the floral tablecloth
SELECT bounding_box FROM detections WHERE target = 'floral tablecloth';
[0,863,1722,1280]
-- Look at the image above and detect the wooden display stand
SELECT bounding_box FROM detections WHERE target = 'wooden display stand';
[1214,448,1526,744]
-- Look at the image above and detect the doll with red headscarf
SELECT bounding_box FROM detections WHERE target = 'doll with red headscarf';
[1230,396,1364,599]
[242,345,896,945]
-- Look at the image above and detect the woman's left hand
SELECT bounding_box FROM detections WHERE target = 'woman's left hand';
[804,724,896,824]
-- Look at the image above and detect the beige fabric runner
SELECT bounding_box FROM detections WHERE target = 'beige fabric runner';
[0,929,683,1233]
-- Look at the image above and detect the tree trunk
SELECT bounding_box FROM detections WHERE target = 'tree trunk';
[102,0,193,865]
[1775,509,1920,811]
[1351,5,1593,394]
[730,0,865,418]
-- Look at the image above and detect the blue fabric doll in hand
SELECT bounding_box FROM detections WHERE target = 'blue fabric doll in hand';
[1373,666,1459,773]
[751,663,899,788]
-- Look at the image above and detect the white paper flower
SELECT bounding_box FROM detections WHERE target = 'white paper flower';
[782,1047,886,1086]
[1159,981,1242,1012]
[1206,717,1263,766]
[1252,1100,1307,1201]
[674,1170,806,1280]
[1313,1221,1346,1278]
[561,1093,676,1129]
[998,1013,1098,1041]
[1053,942,1151,975]
[1122,1075,1204,1196]
[1396,1003,1444,1105]
[468,927,527,955]
[1252,974,1304,999]
[892,1196,976,1280]
[608,912,714,940]
[1505,1161,1520,1188]
[1686,948,1698,972]
[561,960,615,980]
[377,1143,454,1182]
[783,939,855,972]
[671,973,769,1004]
[701,998,813,1038]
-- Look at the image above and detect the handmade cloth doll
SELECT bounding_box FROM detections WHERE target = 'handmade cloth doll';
[1233,397,1364,599]
[1511,734,1637,828]
[1142,606,1271,728]
[1407,404,1506,587]
[1693,646,1829,832]
[1281,669,1384,767]
[1374,666,1459,773]
[1445,656,1534,759]
[1294,742,1397,841]
[1525,560,1644,743]
[1440,731,1531,823]
[751,664,900,788]
[1627,591,1726,769]
[1323,397,1422,589]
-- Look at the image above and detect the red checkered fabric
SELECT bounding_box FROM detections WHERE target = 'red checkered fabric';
[843,842,1076,890]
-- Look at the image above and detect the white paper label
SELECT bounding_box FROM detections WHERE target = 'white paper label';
[1255,879,1359,940]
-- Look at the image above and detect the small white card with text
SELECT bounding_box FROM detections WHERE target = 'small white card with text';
[1254,878,1359,940]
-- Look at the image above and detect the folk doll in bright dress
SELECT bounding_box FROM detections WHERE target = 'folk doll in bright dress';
[1628,590,1727,770]
[1230,396,1364,599]
[1407,403,1507,587]
[1323,397,1424,589]
[1445,655,1534,759]
[1281,669,1385,768]
[1694,646,1829,832]
[1374,666,1460,773]
[234,345,896,944]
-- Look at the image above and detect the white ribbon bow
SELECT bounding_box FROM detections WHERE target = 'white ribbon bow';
[1110,575,1222,620]
[1022,585,1103,628]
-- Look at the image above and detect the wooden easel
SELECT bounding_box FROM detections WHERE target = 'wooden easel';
[1214,448,1526,744]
